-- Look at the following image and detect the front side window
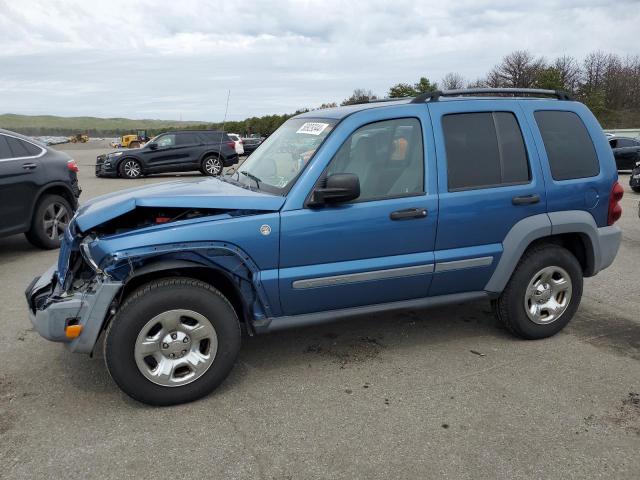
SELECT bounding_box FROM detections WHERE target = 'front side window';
[534,110,599,181]
[156,134,176,148]
[325,118,424,201]
[234,118,336,194]
[443,111,530,191]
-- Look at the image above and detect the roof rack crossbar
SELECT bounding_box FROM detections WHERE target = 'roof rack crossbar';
[410,88,574,103]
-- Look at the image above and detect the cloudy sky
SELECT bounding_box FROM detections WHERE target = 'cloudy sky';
[0,0,638,121]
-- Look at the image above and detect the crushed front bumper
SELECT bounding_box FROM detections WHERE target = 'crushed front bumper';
[26,264,122,354]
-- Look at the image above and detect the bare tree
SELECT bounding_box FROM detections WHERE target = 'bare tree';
[552,55,581,93]
[487,50,546,88]
[441,72,466,90]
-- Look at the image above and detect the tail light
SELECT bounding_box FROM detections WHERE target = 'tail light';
[227,141,235,149]
[67,159,79,172]
[607,181,624,225]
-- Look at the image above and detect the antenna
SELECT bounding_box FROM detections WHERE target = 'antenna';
[216,89,231,174]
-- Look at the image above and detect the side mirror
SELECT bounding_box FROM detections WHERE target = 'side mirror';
[309,173,360,206]
[148,142,158,150]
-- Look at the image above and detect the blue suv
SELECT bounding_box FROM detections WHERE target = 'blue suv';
[26,88,623,405]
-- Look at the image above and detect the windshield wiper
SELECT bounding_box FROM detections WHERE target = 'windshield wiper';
[240,171,262,189]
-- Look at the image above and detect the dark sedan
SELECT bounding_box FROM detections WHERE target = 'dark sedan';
[241,136,264,155]
[609,136,640,171]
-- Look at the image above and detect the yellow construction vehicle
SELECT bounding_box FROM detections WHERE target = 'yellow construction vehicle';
[69,133,89,143]
[111,130,150,149]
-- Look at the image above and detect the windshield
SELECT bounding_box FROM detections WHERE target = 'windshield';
[232,118,336,194]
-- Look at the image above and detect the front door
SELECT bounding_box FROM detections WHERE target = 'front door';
[278,115,438,315]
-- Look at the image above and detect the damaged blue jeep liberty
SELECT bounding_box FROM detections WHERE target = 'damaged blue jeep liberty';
[26,89,623,405]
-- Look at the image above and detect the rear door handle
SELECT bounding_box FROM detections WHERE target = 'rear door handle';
[390,208,428,220]
[512,194,540,205]
[22,163,38,170]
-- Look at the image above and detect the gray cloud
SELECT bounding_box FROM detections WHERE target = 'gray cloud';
[0,0,637,121]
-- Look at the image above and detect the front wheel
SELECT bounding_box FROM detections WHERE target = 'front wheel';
[119,158,143,179]
[493,244,583,339]
[104,278,241,405]
[201,155,223,176]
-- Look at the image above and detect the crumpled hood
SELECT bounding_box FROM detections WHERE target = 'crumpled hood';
[74,177,285,231]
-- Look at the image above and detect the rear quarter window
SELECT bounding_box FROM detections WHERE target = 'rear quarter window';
[5,136,42,157]
[534,111,599,181]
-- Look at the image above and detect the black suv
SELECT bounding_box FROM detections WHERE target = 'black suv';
[96,130,239,179]
[0,128,81,249]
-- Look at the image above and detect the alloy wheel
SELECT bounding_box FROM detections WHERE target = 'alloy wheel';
[204,157,223,176]
[123,160,141,178]
[43,201,70,241]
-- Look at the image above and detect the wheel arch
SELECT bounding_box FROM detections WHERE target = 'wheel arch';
[485,212,600,293]
[116,155,144,175]
[119,260,249,331]
[31,182,78,219]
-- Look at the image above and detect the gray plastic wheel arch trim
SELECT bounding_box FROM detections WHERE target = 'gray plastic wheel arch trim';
[484,210,621,293]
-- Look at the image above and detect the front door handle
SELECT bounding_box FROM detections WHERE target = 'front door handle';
[22,163,38,170]
[390,208,428,220]
[512,194,540,205]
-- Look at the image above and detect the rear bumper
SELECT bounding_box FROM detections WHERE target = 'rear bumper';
[595,225,621,272]
[26,264,122,354]
[223,154,240,167]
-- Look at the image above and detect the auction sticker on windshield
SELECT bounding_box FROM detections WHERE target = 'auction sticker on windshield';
[296,122,330,135]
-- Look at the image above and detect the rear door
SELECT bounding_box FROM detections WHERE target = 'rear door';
[427,100,546,296]
[0,134,45,235]
[278,110,439,315]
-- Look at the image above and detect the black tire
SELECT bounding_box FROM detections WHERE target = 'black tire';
[201,155,223,176]
[631,185,640,193]
[104,278,241,406]
[24,194,72,249]
[118,158,143,179]
[493,244,583,340]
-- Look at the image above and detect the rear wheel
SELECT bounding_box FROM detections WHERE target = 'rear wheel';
[104,278,241,406]
[25,194,72,249]
[201,155,223,176]
[493,244,583,339]
[119,158,142,179]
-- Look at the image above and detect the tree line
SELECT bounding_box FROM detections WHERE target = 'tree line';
[336,50,640,129]
[218,50,640,134]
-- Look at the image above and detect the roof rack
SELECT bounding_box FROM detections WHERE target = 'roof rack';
[410,88,574,103]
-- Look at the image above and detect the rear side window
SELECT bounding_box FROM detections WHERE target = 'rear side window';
[176,133,199,145]
[0,135,12,159]
[443,112,530,191]
[534,111,599,181]
[5,136,42,157]
[198,132,223,143]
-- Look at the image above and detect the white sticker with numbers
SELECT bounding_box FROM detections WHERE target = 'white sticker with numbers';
[296,122,330,135]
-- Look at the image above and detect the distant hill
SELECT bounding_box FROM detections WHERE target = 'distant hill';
[0,113,211,136]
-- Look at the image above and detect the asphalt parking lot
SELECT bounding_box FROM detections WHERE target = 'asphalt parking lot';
[1,141,639,479]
